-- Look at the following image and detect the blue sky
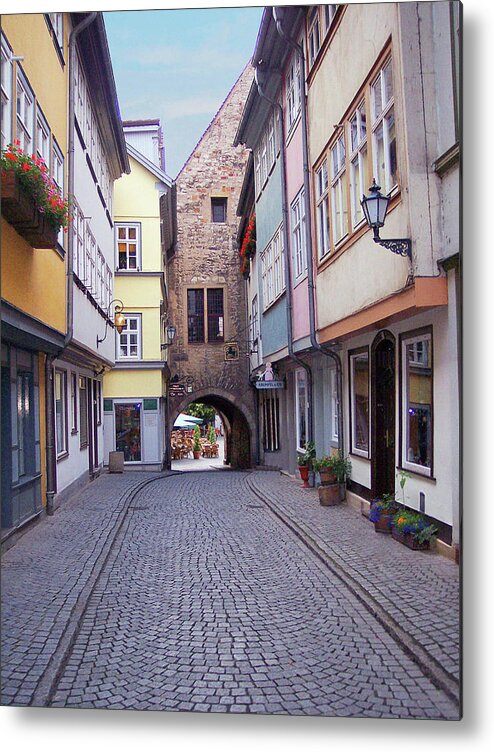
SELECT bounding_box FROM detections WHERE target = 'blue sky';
[104,6,263,178]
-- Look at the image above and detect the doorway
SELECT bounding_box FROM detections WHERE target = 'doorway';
[115,402,142,462]
[371,331,396,498]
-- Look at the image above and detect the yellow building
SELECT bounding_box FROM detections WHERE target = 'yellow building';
[1,14,68,537]
[103,121,173,468]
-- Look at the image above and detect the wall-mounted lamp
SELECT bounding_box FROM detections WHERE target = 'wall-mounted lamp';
[96,299,126,348]
[160,324,176,351]
[361,179,412,258]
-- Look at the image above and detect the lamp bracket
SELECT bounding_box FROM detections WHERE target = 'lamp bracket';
[372,230,411,258]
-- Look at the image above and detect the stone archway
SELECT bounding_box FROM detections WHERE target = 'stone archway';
[168,386,256,470]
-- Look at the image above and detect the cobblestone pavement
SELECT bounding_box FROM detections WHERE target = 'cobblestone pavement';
[1,470,460,719]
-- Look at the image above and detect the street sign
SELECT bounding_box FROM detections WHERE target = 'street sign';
[169,383,186,396]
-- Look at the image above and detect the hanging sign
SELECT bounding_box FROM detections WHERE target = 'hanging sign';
[255,380,285,390]
[224,342,239,361]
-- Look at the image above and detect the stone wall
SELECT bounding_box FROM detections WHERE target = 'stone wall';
[166,64,256,466]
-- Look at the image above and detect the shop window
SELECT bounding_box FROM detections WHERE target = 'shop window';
[349,348,369,457]
[263,393,280,452]
[295,368,308,451]
[401,330,433,476]
[55,369,68,457]
[79,376,88,449]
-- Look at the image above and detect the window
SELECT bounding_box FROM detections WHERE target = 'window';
[349,349,369,457]
[211,197,227,223]
[35,108,50,165]
[349,101,368,228]
[316,160,330,259]
[1,35,13,150]
[308,7,321,66]
[72,201,84,280]
[251,294,259,353]
[207,288,224,342]
[79,376,88,449]
[263,393,280,452]
[96,381,102,425]
[286,53,301,131]
[55,370,67,457]
[323,5,338,34]
[71,372,77,433]
[16,69,34,152]
[187,288,225,343]
[16,371,34,478]
[260,225,284,310]
[330,135,348,245]
[401,330,433,476]
[254,110,278,195]
[187,289,205,343]
[371,58,397,194]
[330,369,339,443]
[295,368,309,451]
[291,188,307,279]
[84,230,96,292]
[116,223,140,270]
[52,140,64,191]
[47,13,64,56]
[118,315,142,359]
[96,250,105,307]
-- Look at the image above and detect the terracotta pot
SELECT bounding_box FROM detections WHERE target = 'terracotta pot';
[374,512,394,533]
[298,465,310,488]
[318,483,341,506]
[193,451,201,459]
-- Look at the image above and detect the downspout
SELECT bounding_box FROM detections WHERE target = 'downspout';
[254,65,314,450]
[273,8,344,455]
[45,12,98,514]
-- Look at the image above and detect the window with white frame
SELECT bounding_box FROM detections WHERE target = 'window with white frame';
[52,140,64,190]
[105,265,112,312]
[251,294,259,352]
[16,69,34,152]
[286,53,301,131]
[254,110,278,196]
[295,368,309,451]
[55,369,67,457]
[330,134,348,245]
[291,188,307,279]
[349,100,368,228]
[96,250,105,306]
[349,349,369,456]
[84,229,96,292]
[401,330,433,475]
[1,35,13,150]
[72,201,85,281]
[308,7,321,67]
[263,392,280,452]
[116,223,140,270]
[47,13,64,55]
[316,160,330,259]
[79,376,88,449]
[70,372,77,433]
[35,108,50,165]
[118,315,142,359]
[371,57,397,195]
[260,225,284,310]
[323,4,338,33]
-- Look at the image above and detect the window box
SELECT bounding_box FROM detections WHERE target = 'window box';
[1,170,58,248]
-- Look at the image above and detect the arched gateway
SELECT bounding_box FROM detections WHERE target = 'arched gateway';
[167,387,256,470]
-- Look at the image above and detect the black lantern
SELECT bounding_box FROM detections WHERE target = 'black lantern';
[97,299,126,347]
[161,323,176,351]
[361,179,411,258]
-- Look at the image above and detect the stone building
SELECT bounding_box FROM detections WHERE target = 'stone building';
[164,64,256,468]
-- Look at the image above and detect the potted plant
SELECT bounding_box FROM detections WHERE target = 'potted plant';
[313,456,337,486]
[207,424,216,444]
[296,441,315,488]
[192,424,202,459]
[391,509,438,551]
[317,453,351,506]
[369,493,400,533]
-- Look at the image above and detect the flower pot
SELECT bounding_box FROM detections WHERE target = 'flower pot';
[193,451,201,460]
[392,528,430,550]
[318,483,341,506]
[1,171,59,248]
[298,465,310,488]
[318,468,337,486]
[374,512,394,534]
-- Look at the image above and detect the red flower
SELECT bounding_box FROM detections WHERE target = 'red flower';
[22,163,31,172]
[6,152,17,161]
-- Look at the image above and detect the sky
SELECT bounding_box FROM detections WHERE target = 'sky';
[104,6,264,178]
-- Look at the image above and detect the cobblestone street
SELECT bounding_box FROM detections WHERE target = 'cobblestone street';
[1,470,460,719]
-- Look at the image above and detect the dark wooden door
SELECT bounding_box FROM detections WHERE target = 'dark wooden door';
[372,336,396,498]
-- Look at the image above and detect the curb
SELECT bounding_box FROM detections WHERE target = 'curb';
[245,475,460,707]
[30,473,172,707]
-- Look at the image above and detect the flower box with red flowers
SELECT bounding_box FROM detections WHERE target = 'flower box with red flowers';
[1,142,68,248]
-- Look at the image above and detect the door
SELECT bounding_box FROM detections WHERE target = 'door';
[372,333,396,498]
[115,403,142,462]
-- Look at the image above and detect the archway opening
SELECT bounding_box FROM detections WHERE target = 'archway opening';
[169,392,253,472]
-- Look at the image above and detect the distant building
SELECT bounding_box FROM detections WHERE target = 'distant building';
[103,120,173,469]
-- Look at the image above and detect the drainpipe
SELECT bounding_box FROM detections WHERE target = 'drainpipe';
[272,7,344,455]
[254,65,314,450]
[44,13,98,515]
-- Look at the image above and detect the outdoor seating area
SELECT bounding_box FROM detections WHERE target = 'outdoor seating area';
[171,430,220,461]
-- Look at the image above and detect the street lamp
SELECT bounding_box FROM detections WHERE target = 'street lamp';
[161,324,176,351]
[96,299,126,347]
[361,179,411,258]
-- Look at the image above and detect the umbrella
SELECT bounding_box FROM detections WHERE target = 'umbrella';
[180,413,203,424]
[173,415,197,429]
